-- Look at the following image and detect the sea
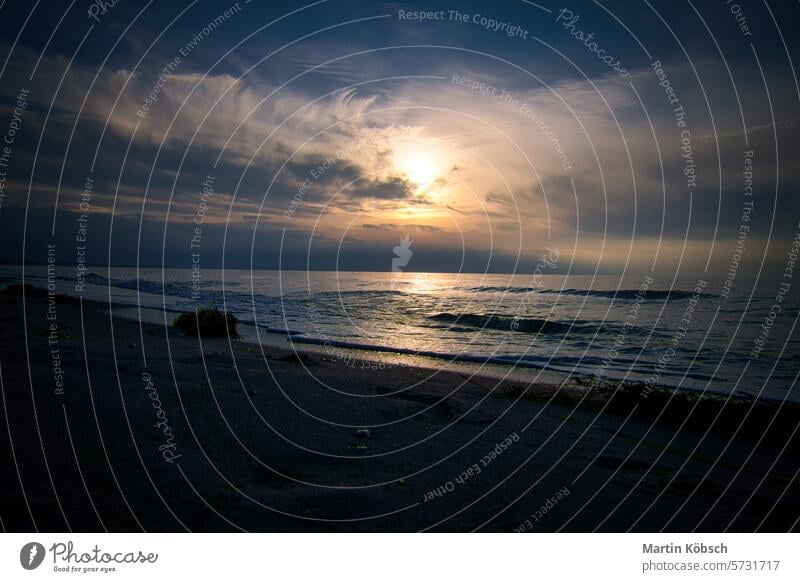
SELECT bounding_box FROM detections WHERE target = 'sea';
[2,266,798,403]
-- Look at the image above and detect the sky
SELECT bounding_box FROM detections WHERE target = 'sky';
[0,0,799,276]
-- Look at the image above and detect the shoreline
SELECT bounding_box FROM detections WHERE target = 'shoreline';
[94,292,789,407]
[1,285,799,531]
[6,282,800,453]
[105,287,800,419]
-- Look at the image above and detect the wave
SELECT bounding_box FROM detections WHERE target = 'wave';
[308,289,409,298]
[286,334,562,368]
[539,288,717,300]
[74,274,712,304]
[426,312,579,334]
[284,335,718,385]
[464,285,534,294]
[252,322,306,336]
[76,273,197,298]
[75,272,241,301]
[465,286,715,301]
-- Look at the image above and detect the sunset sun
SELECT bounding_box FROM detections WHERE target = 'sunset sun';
[401,154,438,186]
[392,142,448,190]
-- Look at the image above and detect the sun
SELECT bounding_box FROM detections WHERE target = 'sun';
[393,143,447,190]
[401,155,438,186]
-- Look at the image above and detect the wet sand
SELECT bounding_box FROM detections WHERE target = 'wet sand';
[1,286,799,532]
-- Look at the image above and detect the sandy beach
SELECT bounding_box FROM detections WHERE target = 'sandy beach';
[0,285,797,532]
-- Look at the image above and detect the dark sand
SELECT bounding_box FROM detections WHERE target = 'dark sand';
[1,287,799,532]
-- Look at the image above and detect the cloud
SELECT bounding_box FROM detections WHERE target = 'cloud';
[2,35,799,274]
[344,176,414,200]
[362,222,442,232]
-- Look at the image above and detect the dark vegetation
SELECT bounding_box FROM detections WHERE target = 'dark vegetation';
[172,305,238,338]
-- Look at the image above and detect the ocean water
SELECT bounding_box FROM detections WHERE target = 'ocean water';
[3,266,798,402]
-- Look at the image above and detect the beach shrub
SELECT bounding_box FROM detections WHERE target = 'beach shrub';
[173,305,238,338]
[3,283,48,298]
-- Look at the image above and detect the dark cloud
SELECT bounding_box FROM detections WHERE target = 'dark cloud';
[362,223,442,232]
[343,176,414,200]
